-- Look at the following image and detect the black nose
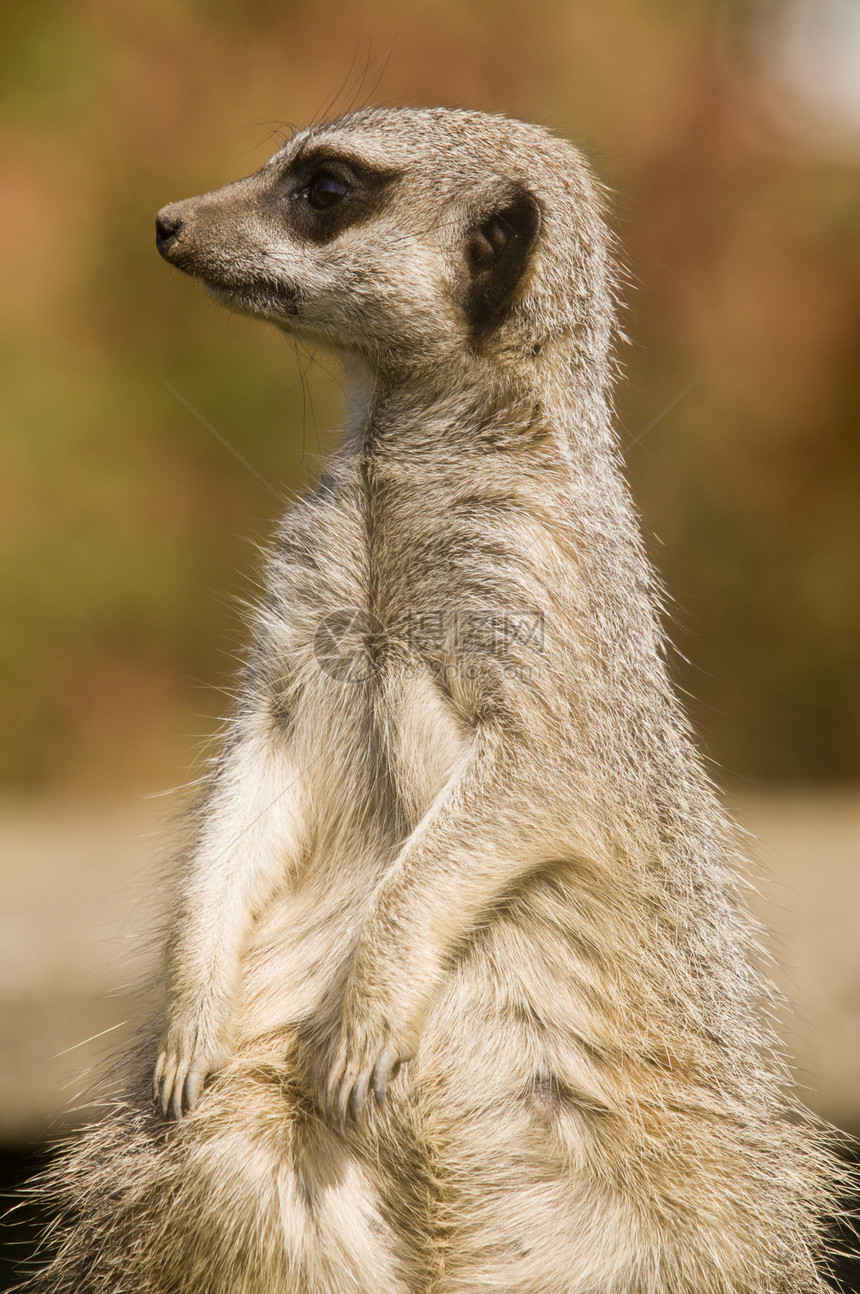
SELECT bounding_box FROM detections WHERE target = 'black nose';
[156,207,186,256]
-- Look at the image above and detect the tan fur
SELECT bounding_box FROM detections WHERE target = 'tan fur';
[23,107,843,1293]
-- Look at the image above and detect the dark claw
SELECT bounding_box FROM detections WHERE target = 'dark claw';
[325,1059,345,1122]
[157,1057,176,1120]
[351,1071,370,1127]
[184,1063,206,1112]
[371,1048,399,1108]
[336,1071,354,1131]
[153,1054,165,1105]
[171,1073,185,1122]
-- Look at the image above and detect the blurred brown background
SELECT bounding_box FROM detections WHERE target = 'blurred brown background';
[1,0,858,1281]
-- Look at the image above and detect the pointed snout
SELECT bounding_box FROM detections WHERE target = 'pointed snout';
[156,203,188,260]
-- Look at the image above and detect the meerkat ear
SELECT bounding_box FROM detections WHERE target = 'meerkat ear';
[464,185,542,332]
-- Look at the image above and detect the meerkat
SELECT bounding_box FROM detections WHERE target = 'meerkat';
[22,107,843,1294]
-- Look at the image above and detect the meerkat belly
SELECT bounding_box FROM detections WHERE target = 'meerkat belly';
[241,668,467,1031]
[238,528,469,1035]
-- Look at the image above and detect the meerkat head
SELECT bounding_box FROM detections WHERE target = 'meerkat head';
[156,107,613,377]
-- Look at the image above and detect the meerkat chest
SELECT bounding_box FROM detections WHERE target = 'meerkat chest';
[265,480,472,830]
[383,667,470,826]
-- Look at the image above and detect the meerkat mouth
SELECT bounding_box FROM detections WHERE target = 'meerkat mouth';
[204,275,301,319]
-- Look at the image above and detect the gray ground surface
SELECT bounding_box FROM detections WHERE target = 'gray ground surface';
[1,789,857,1141]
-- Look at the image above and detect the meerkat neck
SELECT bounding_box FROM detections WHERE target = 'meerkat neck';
[337,351,609,468]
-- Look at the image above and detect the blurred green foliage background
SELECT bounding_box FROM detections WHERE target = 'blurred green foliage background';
[2,0,859,790]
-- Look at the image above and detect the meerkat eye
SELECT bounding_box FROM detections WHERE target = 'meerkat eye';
[305,173,351,210]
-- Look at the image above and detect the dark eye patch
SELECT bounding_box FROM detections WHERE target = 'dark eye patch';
[274,145,403,245]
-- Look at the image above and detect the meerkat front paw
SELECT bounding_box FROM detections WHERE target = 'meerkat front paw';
[153,1012,230,1120]
[324,951,439,1129]
[325,1008,419,1130]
